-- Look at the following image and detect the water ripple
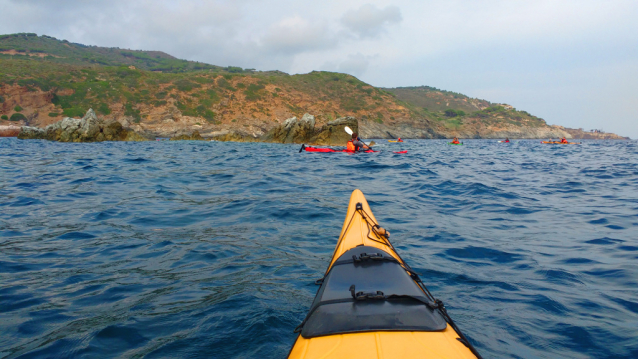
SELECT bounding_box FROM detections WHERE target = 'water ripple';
[1,138,637,358]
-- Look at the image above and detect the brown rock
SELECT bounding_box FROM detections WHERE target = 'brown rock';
[169,131,205,141]
[17,109,149,142]
[0,125,21,137]
[260,114,356,145]
[209,130,259,142]
[308,116,357,145]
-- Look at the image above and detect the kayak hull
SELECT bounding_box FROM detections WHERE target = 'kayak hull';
[302,145,377,153]
[287,190,479,359]
[300,144,407,154]
[541,141,581,144]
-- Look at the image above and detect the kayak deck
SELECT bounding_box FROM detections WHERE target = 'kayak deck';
[289,329,475,359]
[288,190,479,359]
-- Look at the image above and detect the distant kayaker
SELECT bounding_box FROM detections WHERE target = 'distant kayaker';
[347,132,370,151]
[452,137,460,144]
[398,137,403,142]
[504,137,510,143]
[560,137,568,143]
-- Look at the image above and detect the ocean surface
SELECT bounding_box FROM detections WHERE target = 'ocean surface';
[1,138,637,359]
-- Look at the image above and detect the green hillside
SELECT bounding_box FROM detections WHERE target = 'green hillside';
[0,44,403,126]
[0,32,237,73]
[0,32,560,139]
[384,86,489,113]
[384,86,548,130]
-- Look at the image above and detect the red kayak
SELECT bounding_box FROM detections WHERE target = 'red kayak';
[300,144,407,154]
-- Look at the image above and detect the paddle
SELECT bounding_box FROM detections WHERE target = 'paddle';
[344,126,372,148]
[344,126,353,136]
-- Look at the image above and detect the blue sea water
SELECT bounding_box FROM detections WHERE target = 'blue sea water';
[1,138,637,359]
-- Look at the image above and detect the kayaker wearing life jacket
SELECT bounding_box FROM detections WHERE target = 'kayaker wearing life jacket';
[560,137,569,143]
[505,137,510,143]
[398,137,403,142]
[347,132,370,151]
[452,137,460,144]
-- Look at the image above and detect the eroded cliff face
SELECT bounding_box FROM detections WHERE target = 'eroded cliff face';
[0,84,63,127]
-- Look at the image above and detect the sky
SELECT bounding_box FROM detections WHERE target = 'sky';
[1,0,637,138]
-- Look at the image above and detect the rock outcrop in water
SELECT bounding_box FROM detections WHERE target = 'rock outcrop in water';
[17,109,149,142]
[209,130,260,142]
[172,114,358,145]
[169,131,205,141]
[0,125,21,137]
[261,114,357,145]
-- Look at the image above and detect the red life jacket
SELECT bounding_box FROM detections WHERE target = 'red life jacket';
[346,140,357,151]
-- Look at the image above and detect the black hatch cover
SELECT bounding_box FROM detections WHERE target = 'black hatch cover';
[301,246,447,338]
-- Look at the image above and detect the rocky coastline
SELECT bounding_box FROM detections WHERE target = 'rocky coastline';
[16,109,359,145]
[17,109,148,142]
[559,126,629,140]
[13,110,630,144]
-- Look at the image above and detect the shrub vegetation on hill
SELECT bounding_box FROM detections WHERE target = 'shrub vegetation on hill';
[0,32,549,131]
[10,113,26,121]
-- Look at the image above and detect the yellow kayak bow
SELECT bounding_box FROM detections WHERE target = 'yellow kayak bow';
[288,189,481,359]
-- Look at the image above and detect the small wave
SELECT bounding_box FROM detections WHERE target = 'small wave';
[8,196,44,207]
[123,157,150,163]
[585,237,624,245]
[535,269,584,285]
[58,232,97,240]
[443,246,523,264]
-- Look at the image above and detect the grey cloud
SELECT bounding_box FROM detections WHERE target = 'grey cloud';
[341,4,402,38]
[337,53,371,77]
[259,16,336,55]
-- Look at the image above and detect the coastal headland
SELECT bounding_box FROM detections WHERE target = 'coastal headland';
[0,33,629,142]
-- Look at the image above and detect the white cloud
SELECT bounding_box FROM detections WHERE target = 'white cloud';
[259,16,335,55]
[340,4,402,38]
[337,53,373,77]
